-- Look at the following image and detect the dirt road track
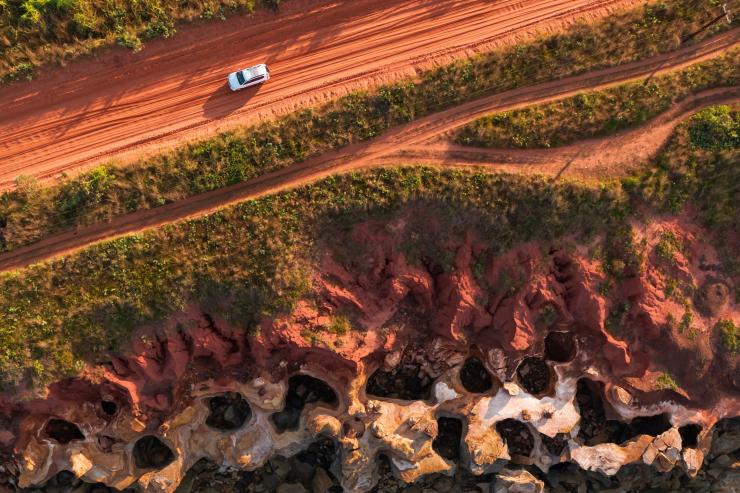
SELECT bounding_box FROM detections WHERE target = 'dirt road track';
[0,31,737,272]
[0,0,644,189]
[382,86,740,179]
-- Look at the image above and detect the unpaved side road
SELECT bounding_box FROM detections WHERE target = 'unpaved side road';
[381,86,740,179]
[0,30,736,272]
[0,0,644,189]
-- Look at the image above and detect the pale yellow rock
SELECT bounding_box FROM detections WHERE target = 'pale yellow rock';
[466,426,508,472]
[168,406,199,430]
[18,439,52,487]
[68,451,93,477]
[612,386,633,407]
[310,415,342,437]
[131,418,147,433]
[683,447,705,476]
[494,468,544,493]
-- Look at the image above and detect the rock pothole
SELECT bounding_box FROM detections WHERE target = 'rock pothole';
[622,414,672,441]
[544,331,576,363]
[29,470,131,492]
[541,433,569,456]
[679,423,702,447]
[205,392,252,431]
[496,419,534,457]
[515,357,552,395]
[133,436,175,470]
[366,362,432,401]
[44,419,84,444]
[271,374,338,433]
[100,400,118,416]
[459,356,493,393]
[432,416,463,460]
[575,379,627,445]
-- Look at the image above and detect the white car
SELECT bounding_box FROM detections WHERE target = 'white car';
[227,63,270,91]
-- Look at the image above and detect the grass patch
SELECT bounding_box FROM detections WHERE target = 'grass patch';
[0,0,734,253]
[656,372,679,391]
[624,105,739,274]
[0,0,281,83]
[328,315,350,336]
[453,51,738,149]
[655,230,684,263]
[717,319,738,355]
[0,168,630,390]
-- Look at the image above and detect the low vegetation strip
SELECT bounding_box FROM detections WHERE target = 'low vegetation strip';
[0,0,735,254]
[0,0,280,82]
[1,103,737,391]
[0,169,631,390]
[453,51,739,149]
[625,104,739,264]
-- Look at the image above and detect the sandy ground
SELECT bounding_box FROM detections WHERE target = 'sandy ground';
[0,0,647,189]
[0,31,737,272]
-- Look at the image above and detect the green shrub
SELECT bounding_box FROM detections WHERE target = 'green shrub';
[630,106,739,245]
[328,315,350,335]
[688,105,740,150]
[717,319,738,355]
[656,372,678,391]
[655,231,683,262]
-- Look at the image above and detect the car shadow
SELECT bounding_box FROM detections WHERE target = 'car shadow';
[202,82,262,120]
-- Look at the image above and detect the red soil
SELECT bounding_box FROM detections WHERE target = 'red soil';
[1,215,737,461]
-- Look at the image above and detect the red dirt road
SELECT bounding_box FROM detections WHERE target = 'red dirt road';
[0,0,642,189]
[0,31,736,272]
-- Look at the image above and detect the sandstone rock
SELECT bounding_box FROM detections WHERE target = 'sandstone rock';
[493,468,544,493]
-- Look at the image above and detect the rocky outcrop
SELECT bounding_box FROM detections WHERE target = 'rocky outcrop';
[1,219,738,492]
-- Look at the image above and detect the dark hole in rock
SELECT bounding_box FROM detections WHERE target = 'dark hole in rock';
[516,357,551,395]
[679,424,702,448]
[541,432,569,456]
[459,357,493,393]
[620,413,672,442]
[293,437,338,472]
[271,374,338,433]
[544,331,576,363]
[44,418,84,444]
[101,400,118,416]
[205,392,252,431]
[432,416,463,460]
[38,470,79,488]
[366,361,432,401]
[31,470,134,492]
[89,485,131,493]
[496,419,534,457]
[223,439,343,491]
[575,379,628,445]
[133,435,175,470]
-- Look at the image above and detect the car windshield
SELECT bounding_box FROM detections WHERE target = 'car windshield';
[235,71,246,85]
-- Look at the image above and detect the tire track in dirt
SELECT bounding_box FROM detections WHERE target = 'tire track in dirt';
[0,31,737,272]
[378,86,740,179]
[0,0,645,188]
